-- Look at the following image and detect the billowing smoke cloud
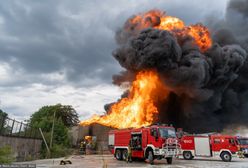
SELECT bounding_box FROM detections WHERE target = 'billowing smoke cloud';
[109,1,248,133]
[114,29,182,72]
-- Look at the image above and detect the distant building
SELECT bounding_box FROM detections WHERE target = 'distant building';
[69,123,114,153]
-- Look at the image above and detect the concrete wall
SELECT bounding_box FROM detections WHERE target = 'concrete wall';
[0,136,42,161]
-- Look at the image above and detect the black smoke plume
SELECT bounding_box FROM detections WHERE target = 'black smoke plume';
[109,1,248,133]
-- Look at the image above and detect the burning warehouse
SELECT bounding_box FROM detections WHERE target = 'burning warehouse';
[81,1,248,134]
[75,123,114,153]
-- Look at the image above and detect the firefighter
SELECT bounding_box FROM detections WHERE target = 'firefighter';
[237,146,245,158]
[79,140,86,155]
[136,137,141,149]
[126,140,132,163]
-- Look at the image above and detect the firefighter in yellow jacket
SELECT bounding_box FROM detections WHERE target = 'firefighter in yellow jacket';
[126,140,132,163]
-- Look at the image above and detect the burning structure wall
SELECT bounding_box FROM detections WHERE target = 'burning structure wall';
[76,124,113,153]
[81,0,248,133]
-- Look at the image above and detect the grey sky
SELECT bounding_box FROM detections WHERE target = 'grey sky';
[0,0,228,121]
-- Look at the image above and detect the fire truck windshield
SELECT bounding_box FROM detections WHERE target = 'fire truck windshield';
[237,138,248,145]
[159,128,176,138]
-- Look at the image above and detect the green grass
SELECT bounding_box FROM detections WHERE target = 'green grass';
[0,145,14,164]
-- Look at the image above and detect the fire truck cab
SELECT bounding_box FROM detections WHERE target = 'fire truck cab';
[108,124,178,164]
[179,134,245,162]
[237,136,248,158]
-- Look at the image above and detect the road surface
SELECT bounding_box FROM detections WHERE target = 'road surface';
[17,155,248,168]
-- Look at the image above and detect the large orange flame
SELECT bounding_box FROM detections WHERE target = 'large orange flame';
[80,70,169,129]
[127,10,212,52]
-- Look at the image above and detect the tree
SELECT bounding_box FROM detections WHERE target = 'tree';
[0,109,8,134]
[0,109,8,118]
[29,104,79,158]
[30,104,79,128]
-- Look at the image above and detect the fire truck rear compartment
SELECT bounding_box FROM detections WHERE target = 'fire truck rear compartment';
[194,137,211,157]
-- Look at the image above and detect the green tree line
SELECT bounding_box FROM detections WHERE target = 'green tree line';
[0,104,79,160]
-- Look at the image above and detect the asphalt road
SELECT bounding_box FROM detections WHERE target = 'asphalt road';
[17,155,248,168]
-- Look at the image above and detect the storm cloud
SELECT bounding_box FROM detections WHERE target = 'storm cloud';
[0,0,228,120]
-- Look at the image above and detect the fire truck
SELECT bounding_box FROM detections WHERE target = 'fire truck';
[179,134,247,162]
[108,124,178,164]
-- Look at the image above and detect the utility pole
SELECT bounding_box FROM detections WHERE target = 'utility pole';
[50,111,56,149]
[39,128,50,158]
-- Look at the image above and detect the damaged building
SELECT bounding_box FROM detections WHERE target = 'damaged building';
[70,123,114,154]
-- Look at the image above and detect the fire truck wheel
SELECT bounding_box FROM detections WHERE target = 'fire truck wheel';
[220,151,232,162]
[183,151,193,160]
[122,150,128,161]
[166,157,173,164]
[244,154,248,158]
[147,151,154,165]
[115,149,122,160]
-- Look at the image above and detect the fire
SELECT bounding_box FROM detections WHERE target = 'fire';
[187,24,212,52]
[127,10,212,52]
[155,16,185,30]
[81,10,213,129]
[80,70,169,129]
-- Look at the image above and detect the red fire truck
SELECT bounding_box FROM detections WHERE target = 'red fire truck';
[179,134,247,162]
[108,124,179,164]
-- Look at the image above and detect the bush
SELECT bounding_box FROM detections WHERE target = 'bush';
[0,145,14,164]
[25,154,33,161]
[50,144,73,158]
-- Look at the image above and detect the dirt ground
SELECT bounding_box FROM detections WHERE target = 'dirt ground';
[16,154,248,168]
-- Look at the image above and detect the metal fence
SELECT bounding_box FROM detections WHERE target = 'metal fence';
[0,114,42,139]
